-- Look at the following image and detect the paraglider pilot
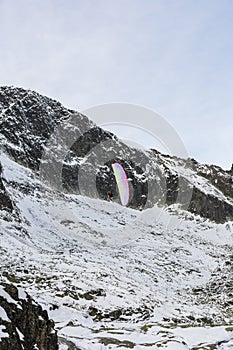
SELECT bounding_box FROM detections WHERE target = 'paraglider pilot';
[107,191,113,201]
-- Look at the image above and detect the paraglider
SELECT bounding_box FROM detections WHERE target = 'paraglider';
[111,162,129,206]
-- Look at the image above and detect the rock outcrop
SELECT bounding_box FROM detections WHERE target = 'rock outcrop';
[0,283,58,350]
[188,186,233,223]
[0,162,13,212]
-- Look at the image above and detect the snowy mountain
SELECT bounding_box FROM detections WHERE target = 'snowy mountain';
[0,86,232,349]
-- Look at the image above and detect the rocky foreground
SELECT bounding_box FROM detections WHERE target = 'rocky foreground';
[0,283,58,350]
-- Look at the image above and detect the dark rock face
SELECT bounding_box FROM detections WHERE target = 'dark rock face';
[188,187,233,223]
[0,86,232,223]
[188,159,233,200]
[164,169,233,223]
[229,163,233,176]
[62,131,150,208]
[0,283,58,350]
[0,86,75,170]
[184,159,233,222]
[0,162,13,212]
[152,151,233,223]
[0,86,161,210]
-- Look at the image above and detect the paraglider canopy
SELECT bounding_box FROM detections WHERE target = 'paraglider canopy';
[111,162,129,206]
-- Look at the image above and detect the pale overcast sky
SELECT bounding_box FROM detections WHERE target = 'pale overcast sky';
[0,0,232,169]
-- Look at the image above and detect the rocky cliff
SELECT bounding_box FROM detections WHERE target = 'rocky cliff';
[0,283,58,350]
[0,162,13,213]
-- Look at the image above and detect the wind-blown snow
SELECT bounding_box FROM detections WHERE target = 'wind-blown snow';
[0,325,8,339]
[0,306,10,322]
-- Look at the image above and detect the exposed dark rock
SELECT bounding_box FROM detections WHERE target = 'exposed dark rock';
[88,303,152,322]
[0,86,75,170]
[152,150,233,223]
[0,283,58,350]
[188,187,233,223]
[230,163,233,175]
[189,160,233,199]
[0,162,13,212]
[0,86,162,210]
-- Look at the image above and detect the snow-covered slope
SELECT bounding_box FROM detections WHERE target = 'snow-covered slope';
[0,87,232,349]
[0,145,233,349]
